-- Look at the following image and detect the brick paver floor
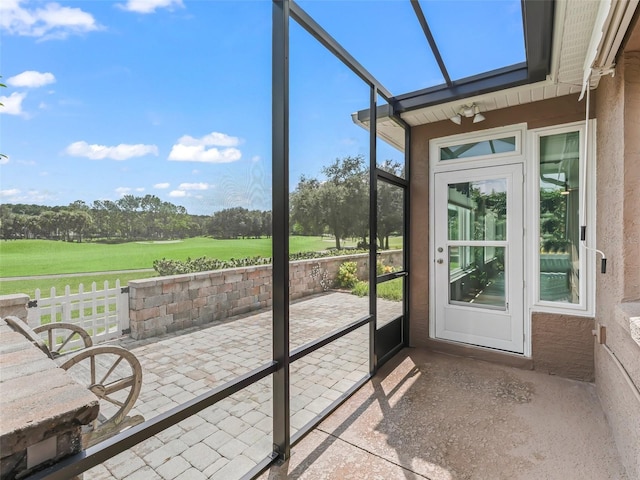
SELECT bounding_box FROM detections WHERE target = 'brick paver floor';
[87,291,402,479]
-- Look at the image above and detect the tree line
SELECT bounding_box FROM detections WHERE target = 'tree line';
[0,196,207,242]
[1,155,403,246]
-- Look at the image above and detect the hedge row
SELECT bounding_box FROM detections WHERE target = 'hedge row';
[153,249,369,276]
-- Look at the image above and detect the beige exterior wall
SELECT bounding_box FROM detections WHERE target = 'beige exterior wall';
[593,22,640,478]
[409,94,596,375]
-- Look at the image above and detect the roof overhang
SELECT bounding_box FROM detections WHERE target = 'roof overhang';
[354,0,639,150]
[393,0,554,114]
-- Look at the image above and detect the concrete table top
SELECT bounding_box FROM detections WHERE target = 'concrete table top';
[0,318,99,476]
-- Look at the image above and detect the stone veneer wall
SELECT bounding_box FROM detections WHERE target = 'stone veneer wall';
[128,251,402,340]
[0,294,30,323]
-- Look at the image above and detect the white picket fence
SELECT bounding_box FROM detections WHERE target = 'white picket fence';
[27,280,130,345]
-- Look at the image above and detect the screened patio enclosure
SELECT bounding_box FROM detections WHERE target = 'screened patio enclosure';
[25,0,640,479]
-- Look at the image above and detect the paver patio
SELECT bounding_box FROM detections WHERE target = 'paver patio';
[87,291,401,479]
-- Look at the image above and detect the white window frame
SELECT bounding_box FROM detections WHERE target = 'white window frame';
[526,121,596,317]
[430,124,525,173]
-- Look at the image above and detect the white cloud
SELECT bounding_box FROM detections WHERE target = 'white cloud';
[0,0,101,40]
[168,131,242,164]
[7,71,55,88]
[0,188,53,203]
[154,182,170,189]
[119,0,183,14]
[178,182,209,191]
[251,155,261,163]
[65,141,158,161]
[0,92,27,116]
[177,132,240,148]
[168,190,186,198]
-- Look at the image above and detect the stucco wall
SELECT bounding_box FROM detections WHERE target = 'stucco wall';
[594,34,640,479]
[409,94,596,376]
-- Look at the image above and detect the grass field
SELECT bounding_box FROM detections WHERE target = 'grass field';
[0,235,402,297]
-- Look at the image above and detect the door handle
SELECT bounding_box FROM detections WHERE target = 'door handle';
[437,259,444,264]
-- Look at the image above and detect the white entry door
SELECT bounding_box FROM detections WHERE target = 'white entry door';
[434,164,524,353]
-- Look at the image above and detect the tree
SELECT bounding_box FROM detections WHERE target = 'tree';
[376,160,404,249]
[290,155,369,250]
[290,176,324,237]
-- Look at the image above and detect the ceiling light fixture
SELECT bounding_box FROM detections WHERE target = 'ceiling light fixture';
[472,104,485,123]
[450,103,486,124]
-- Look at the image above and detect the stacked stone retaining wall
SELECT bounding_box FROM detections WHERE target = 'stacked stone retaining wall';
[128,250,402,340]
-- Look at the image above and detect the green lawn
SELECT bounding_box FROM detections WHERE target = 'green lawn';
[0,235,402,297]
[0,236,362,277]
[0,272,155,299]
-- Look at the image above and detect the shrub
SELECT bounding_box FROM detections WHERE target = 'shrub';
[336,261,359,289]
[350,278,403,302]
[351,280,368,297]
[153,256,271,276]
[153,248,370,276]
[376,260,397,275]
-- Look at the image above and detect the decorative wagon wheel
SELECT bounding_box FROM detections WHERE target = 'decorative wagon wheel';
[33,322,93,358]
[59,346,143,431]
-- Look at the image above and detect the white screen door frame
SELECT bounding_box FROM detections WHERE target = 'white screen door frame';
[433,163,524,354]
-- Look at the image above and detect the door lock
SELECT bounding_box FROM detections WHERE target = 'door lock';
[437,258,444,264]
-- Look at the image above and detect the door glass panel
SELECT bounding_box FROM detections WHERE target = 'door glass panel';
[449,246,506,309]
[376,277,404,329]
[448,180,507,241]
[377,181,404,252]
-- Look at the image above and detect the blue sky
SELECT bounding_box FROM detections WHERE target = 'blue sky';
[1,0,524,216]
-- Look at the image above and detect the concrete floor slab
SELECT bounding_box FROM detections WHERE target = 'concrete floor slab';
[262,348,627,480]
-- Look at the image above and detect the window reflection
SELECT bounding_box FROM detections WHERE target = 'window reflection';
[440,136,516,160]
[448,179,506,242]
[539,132,580,304]
[449,246,506,309]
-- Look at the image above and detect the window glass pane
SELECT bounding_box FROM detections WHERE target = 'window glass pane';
[440,137,516,160]
[6,2,275,461]
[448,180,507,241]
[290,324,369,438]
[449,246,506,309]
[289,20,370,350]
[376,96,405,178]
[86,376,273,479]
[296,1,445,94]
[539,132,580,304]
[418,0,525,81]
